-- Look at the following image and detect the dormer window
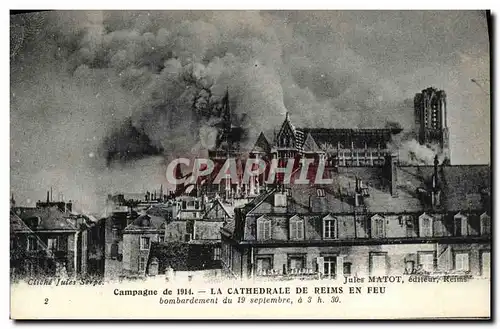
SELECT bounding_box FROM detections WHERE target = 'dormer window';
[323,215,338,240]
[480,213,491,235]
[453,213,468,236]
[257,216,272,240]
[371,214,386,239]
[289,216,304,240]
[419,213,433,237]
[316,189,325,197]
[141,216,151,227]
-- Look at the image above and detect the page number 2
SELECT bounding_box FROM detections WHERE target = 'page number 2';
[44,298,49,305]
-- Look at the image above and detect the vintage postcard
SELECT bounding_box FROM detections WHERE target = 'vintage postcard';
[10,10,491,319]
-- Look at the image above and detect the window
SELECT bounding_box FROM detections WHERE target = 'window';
[139,257,146,272]
[480,213,491,235]
[26,261,36,276]
[257,217,272,240]
[112,228,119,240]
[370,252,387,276]
[418,252,435,273]
[140,237,150,250]
[274,193,287,207]
[289,216,304,240]
[343,262,352,276]
[110,242,119,259]
[222,244,233,271]
[182,201,187,209]
[419,213,433,237]
[158,236,165,243]
[316,188,325,197]
[213,246,221,260]
[480,251,490,277]
[323,256,336,278]
[288,255,306,272]
[404,261,415,274]
[323,216,337,239]
[47,238,58,251]
[371,215,386,239]
[27,236,37,251]
[454,252,470,272]
[453,213,468,236]
[256,256,273,275]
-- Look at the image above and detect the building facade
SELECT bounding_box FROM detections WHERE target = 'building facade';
[220,159,491,280]
[10,203,104,280]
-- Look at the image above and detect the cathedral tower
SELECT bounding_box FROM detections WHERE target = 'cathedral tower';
[414,87,450,161]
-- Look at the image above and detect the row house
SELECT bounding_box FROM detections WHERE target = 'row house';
[221,158,491,280]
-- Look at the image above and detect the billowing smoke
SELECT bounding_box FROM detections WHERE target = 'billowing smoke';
[11,11,489,212]
[387,126,447,166]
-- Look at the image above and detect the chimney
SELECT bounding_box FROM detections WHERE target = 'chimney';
[354,194,363,207]
[46,191,50,203]
[387,154,398,197]
[433,155,439,190]
[431,155,441,207]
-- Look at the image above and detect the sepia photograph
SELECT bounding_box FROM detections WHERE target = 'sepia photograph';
[9,9,491,319]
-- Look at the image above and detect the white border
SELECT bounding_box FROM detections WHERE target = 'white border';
[2,3,498,328]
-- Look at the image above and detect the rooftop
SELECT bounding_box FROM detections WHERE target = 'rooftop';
[242,164,490,216]
[123,213,166,232]
[17,207,78,231]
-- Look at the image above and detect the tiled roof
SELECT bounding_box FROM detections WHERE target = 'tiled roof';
[10,211,32,233]
[124,213,166,231]
[145,205,171,218]
[397,165,491,212]
[244,164,490,216]
[17,207,77,231]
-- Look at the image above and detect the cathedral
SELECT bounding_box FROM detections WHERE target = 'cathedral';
[202,87,452,201]
[210,86,450,169]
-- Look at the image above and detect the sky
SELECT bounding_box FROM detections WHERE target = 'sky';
[10,10,490,212]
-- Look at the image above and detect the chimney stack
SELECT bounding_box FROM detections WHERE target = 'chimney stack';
[433,155,439,190]
[388,153,398,197]
[46,191,50,203]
